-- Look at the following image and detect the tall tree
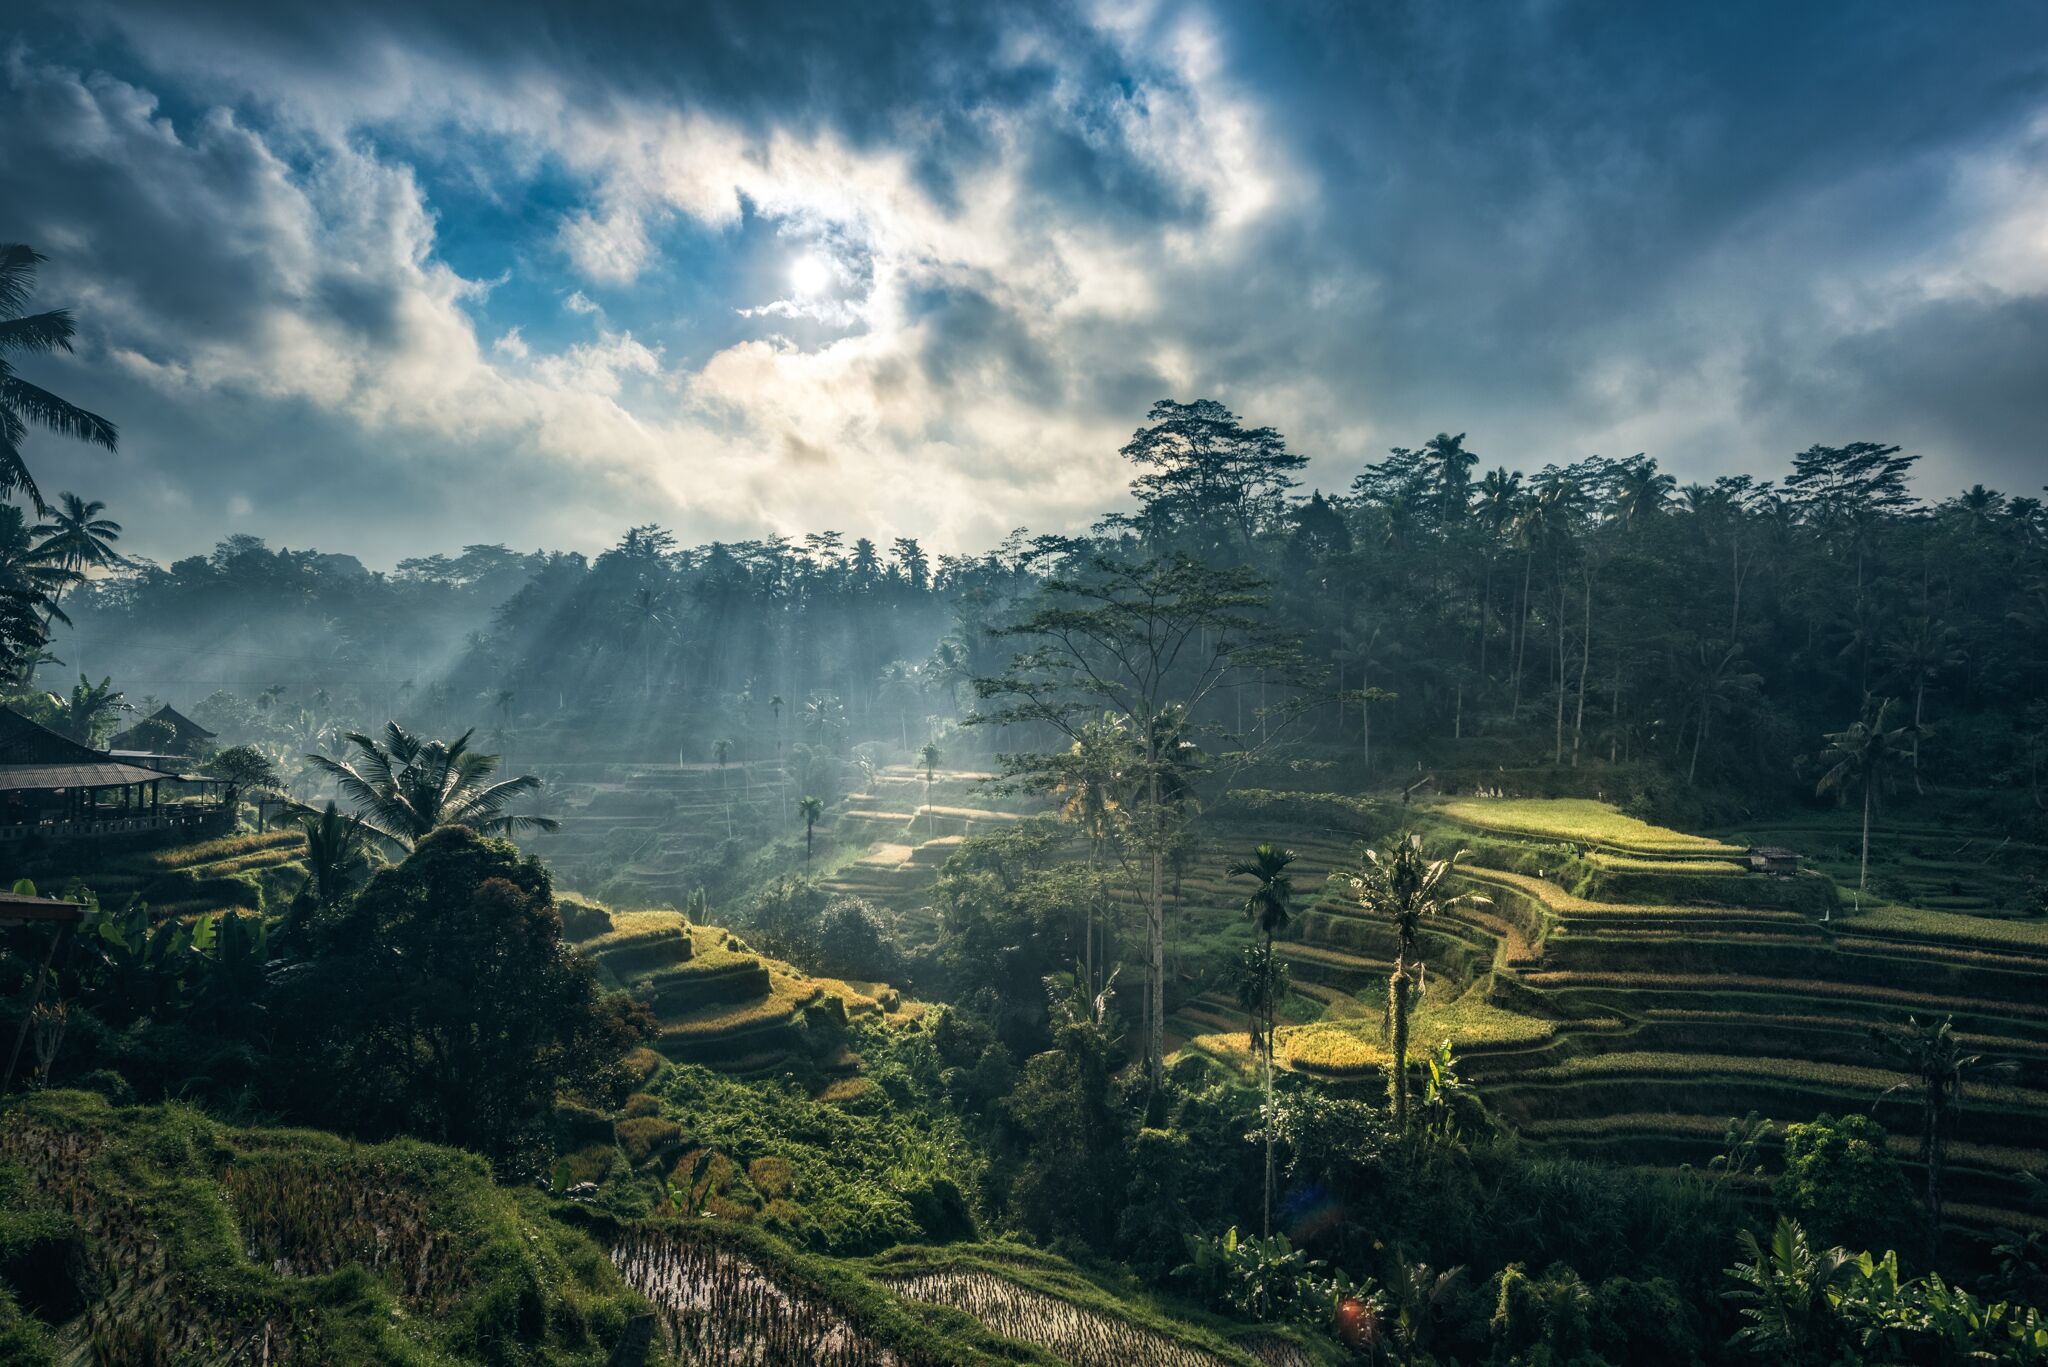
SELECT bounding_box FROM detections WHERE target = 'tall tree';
[1334,836,1484,1134]
[1114,399,1308,554]
[1881,617,1961,794]
[1229,842,1296,1237]
[798,794,824,868]
[975,553,1306,1091]
[1814,697,1914,891]
[1051,715,1128,997]
[0,245,119,513]
[1872,1015,1991,1240]
[26,493,121,686]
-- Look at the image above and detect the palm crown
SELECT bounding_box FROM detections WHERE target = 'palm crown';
[1,245,119,513]
[1229,843,1297,940]
[308,722,560,848]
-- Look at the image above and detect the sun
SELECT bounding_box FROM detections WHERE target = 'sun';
[789,252,832,297]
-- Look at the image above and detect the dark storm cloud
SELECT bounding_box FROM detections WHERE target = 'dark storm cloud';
[4,0,2047,562]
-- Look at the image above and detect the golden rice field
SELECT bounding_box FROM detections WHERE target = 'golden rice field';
[1434,798,1743,857]
[1276,986,1559,1077]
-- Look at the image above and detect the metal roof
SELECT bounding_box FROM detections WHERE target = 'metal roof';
[0,761,174,792]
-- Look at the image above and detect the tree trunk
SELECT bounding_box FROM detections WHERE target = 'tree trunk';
[1388,957,1410,1133]
[1860,780,1871,890]
[1553,577,1567,765]
[1147,755,1165,1094]
[1361,677,1371,774]
[1478,557,1493,687]
[1262,932,1276,1239]
[1572,565,1592,766]
[1689,707,1706,784]
[1512,552,1533,710]
[1926,1100,1945,1240]
[1912,681,1926,795]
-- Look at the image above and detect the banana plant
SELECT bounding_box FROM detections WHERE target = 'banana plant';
[189,911,272,1027]
[91,902,196,1023]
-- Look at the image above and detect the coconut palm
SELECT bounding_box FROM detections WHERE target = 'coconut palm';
[1881,617,1962,793]
[0,506,73,684]
[917,740,941,835]
[798,794,824,869]
[291,799,369,919]
[307,722,560,849]
[1872,1015,2000,1238]
[1053,715,1127,996]
[25,493,121,686]
[1229,842,1296,1236]
[0,245,119,514]
[1336,835,1485,1133]
[1815,696,1915,891]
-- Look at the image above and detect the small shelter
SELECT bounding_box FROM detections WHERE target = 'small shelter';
[108,704,217,760]
[1747,847,1798,875]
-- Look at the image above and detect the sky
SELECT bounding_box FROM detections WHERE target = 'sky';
[4,0,2047,568]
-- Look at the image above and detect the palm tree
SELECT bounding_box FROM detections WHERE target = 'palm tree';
[1229,843,1296,1237]
[1053,715,1127,996]
[0,245,119,513]
[1335,835,1485,1133]
[307,722,561,849]
[1684,641,1762,784]
[629,583,671,697]
[1881,617,1962,793]
[798,794,824,869]
[917,740,941,836]
[1815,696,1914,891]
[1872,1015,1996,1238]
[291,799,368,919]
[0,504,73,681]
[25,493,121,686]
[1612,456,1676,529]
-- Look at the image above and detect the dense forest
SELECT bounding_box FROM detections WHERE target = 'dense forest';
[48,400,2048,818]
[7,173,2048,1367]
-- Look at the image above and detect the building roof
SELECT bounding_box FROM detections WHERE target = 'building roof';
[0,891,85,926]
[108,704,218,755]
[0,706,107,767]
[0,761,172,792]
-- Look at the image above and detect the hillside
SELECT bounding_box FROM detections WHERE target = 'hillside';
[812,782,2048,1236]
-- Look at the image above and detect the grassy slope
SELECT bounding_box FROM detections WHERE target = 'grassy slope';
[0,1090,642,1364]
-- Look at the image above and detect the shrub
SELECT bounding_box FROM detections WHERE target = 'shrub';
[1776,1113,1917,1251]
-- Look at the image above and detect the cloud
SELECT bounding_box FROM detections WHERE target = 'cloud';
[3,0,2047,566]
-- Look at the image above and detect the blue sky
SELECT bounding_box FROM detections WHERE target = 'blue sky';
[4,0,2046,566]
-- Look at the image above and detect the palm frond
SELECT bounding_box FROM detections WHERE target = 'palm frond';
[0,375,118,449]
[0,311,77,356]
[0,245,43,316]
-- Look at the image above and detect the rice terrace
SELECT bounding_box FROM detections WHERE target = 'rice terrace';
[8,1,2048,1363]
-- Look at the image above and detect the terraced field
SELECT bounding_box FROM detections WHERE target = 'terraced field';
[570,907,908,1083]
[820,786,2048,1233]
[14,826,309,918]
